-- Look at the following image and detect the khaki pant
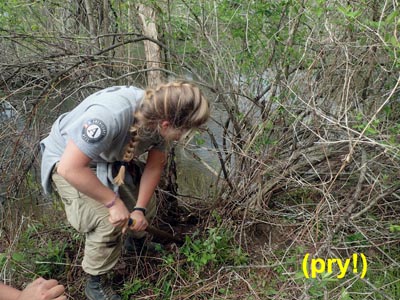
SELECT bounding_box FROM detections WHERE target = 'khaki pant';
[51,163,157,276]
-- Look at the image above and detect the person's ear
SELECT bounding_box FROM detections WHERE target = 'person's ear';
[160,121,170,129]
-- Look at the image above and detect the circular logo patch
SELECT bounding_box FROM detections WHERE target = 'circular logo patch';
[82,119,107,143]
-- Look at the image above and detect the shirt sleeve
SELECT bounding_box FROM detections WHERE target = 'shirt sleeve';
[65,105,118,159]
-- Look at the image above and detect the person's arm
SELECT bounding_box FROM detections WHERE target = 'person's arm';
[129,148,166,232]
[0,278,66,300]
[57,139,130,227]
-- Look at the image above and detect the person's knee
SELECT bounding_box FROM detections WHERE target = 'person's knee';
[83,221,123,275]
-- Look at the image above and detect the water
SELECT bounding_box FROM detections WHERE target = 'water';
[175,102,225,200]
[0,101,17,121]
[0,89,224,205]
[0,101,23,203]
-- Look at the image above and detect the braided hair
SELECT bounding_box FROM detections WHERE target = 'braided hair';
[113,81,210,185]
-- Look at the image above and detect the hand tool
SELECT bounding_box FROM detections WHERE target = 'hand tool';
[128,218,183,245]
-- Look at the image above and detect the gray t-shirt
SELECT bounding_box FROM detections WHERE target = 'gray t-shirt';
[40,86,166,194]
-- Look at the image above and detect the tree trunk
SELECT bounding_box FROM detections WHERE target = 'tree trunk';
[137,4,176,219]
[137,4,163,87]
[102,0,111,52]
[84,0,100,51]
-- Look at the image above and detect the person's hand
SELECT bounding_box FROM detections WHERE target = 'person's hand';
[17,277,66,300]
[128,210,148,232]
[108,198,130,227]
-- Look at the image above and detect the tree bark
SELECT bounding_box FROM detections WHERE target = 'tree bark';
[84,0,100,51]
[102,0,111,51]
[137,4,163,87]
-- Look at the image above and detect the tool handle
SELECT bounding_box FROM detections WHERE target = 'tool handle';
[127,218,183,244]
[128,218,135,227]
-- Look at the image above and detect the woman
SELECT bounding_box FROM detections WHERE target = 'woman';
[40,81,210,300]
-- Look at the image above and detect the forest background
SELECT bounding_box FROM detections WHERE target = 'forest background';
[0,0,399,299]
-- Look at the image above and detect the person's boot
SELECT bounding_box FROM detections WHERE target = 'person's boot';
[124,235,146,254]
[85,274,121,300]
[124,235,162,256]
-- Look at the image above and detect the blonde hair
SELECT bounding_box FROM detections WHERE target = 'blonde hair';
[114,81,210,185]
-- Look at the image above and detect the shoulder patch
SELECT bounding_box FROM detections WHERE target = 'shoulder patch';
[82,119,107,143]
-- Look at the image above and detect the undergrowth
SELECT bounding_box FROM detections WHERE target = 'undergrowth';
[0,195,399,299]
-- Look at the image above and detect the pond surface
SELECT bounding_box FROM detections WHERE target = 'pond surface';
[174,98,228,201]
[0,88,227,206]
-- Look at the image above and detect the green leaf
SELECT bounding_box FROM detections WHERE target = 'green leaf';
[340,288,353,300]
[195,137,205,146]
[295,271,305,279]
[385,10,399,25]
[12,252,25,262]
[389,225,400,232]
[0,253,6,268]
